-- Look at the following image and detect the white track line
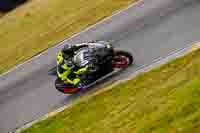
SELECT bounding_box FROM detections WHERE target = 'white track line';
[1,0,144,77]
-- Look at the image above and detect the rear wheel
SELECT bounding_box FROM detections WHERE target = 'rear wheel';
[112,50,134,68]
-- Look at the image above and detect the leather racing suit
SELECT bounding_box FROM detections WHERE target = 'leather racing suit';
[56,41,113,86]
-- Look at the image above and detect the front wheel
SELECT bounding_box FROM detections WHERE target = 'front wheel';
[112,50,134,68]
[55,78,81,94]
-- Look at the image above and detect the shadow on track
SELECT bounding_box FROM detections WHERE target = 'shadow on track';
[58,66,134,105]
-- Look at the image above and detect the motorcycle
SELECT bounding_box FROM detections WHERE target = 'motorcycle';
[55,43,134,94]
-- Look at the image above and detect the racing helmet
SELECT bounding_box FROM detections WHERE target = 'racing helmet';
[62,44,74,59]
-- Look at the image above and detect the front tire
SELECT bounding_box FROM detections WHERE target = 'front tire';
[55,78,81,94]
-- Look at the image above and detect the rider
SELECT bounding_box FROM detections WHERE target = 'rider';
[56,41,113,86]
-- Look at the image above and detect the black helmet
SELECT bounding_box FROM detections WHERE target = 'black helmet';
[62,44,73,52]
[62,44,74,59]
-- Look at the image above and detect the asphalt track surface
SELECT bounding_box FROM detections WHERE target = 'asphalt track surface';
[0,0,200,132]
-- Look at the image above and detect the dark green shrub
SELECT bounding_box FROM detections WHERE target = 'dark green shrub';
[0,0,27,12]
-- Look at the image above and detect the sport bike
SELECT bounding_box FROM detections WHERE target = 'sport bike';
[55,42,134,94]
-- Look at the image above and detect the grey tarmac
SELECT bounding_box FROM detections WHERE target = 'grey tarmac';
[0,0,199,132]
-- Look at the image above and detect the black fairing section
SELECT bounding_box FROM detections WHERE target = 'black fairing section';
[55,78,77,91]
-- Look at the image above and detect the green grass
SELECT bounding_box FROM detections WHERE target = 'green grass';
[0,12,3,17]
[21,49,200,133]
[0,0,138,74]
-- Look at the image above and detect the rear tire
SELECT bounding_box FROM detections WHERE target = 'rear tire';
[114,50,134,66]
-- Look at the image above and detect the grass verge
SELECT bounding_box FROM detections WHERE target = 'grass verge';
[21,49,200,133]
[0,12,3,17]
[0,0,138,74]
